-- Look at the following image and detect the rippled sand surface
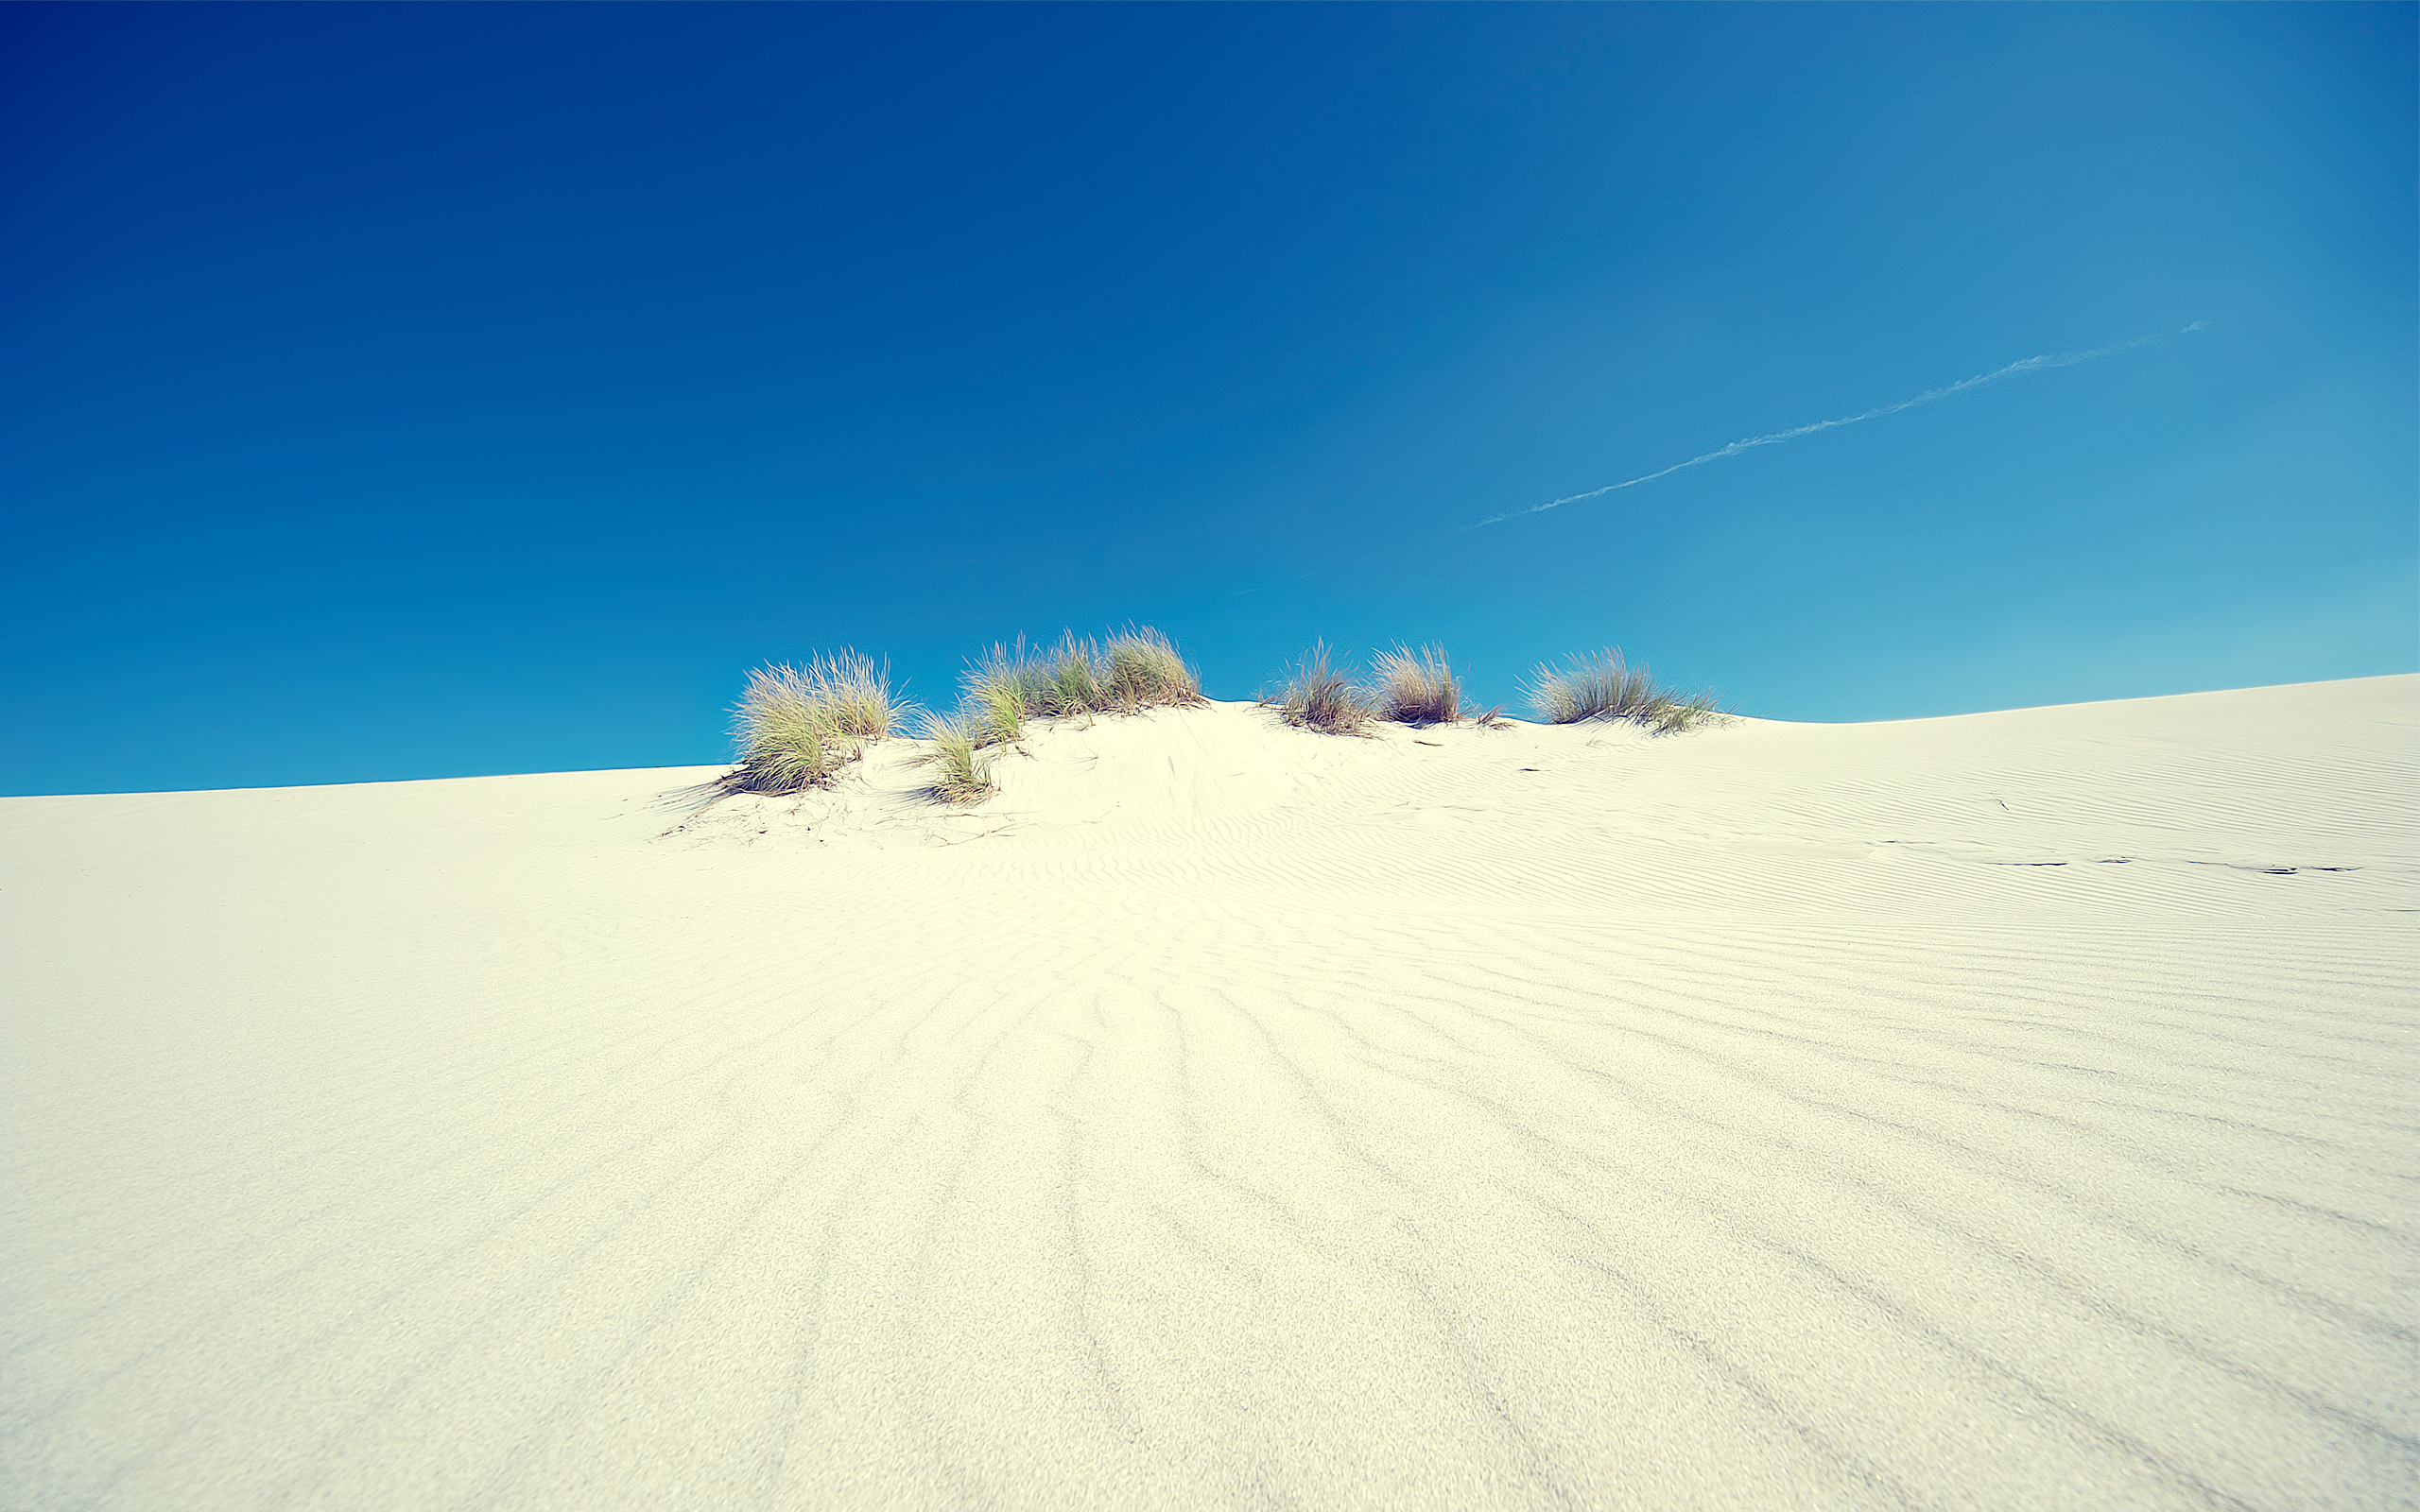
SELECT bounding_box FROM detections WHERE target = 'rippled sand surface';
[4,676,2413,1509]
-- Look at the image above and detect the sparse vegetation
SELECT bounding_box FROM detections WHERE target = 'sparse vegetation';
[722,651,899,794]
[1100,626,1201,708]
[959,626,1203,747]
[717,631,1725,813]
[1526,648,1726,732]
[1372,643,1461,725]
[1647,687,1727,732]
[1265,641,1375,735]
[914,710,998,804]
[962,640,1046,745]
[1038,631,1104,716]
[917,625,1204,803]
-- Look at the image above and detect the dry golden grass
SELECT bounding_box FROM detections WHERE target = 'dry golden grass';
[722,652,898,794]
[961,641,1046,746]
[1037,632,1105,717]
[959,626,1201,747]
[1372,643,1461,725]
[1526,648,1726,732]
[1099,626,1201,709]
[913,710,997,804]
[722,633,1720,811]
[923,625,1203,804]
[1264,641,1374,735]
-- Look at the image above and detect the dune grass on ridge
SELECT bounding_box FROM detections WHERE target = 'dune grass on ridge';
[1265,641,1464,732]
[913,710,998,804]
[722,651,900,794]
[962,641,1048,746]
[920,625,1202,803]
[718,632,1723,809]
[1099,626,1200,708]
[1264,641,1375,735]
[960,626,1203,747]
[1371,643,1461,725]
[1527,648,1725,732]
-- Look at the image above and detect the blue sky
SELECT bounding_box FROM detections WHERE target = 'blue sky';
[3,4,2411,796]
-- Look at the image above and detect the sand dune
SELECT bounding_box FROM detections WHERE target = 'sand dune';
[3,676,2414,1510]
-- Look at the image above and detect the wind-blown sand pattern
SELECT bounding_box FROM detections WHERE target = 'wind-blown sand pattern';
[3,676,2413,1510]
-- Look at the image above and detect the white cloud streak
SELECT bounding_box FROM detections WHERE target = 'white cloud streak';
[1476,326,2196,527]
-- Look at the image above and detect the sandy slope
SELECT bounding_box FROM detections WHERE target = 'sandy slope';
[2,676,2413,1511]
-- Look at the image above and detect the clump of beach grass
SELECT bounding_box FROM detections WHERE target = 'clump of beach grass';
[1526,648,1726,733]
[1037,631,1105,716]
[920,624,1203,804]
[1099,625,1201,708]
[1265,640,1375,735]
[959,626,1203,745]
[1372,643,1461,725]
[723,651,899,794]
[914,710,997,804]
[962,639,1049,745]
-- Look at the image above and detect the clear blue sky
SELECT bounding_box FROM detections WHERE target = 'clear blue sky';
[3,4,2411,796]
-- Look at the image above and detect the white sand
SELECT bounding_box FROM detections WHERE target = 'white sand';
[3,675,2414,1510]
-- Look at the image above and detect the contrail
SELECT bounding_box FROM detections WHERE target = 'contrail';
[1476,326,2196,527]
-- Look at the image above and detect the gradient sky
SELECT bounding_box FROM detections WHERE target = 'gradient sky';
[3,3,2412,796]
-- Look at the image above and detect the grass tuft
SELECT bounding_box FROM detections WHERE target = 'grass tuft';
[1525,648,1727,733]
[1372,643,1461,725]
[1645,686,1728,733]
[723,652,898,794]
[1100,625,1203,709]
[961,640,1048,745]
[1265,641,1374,735]
[923,625,1202,803]
[1038,631,1105,716]
[914,710,998,804]
[959,626,1201,745]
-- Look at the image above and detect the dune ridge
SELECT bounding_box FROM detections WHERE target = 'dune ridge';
[3,676,2413,1509]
